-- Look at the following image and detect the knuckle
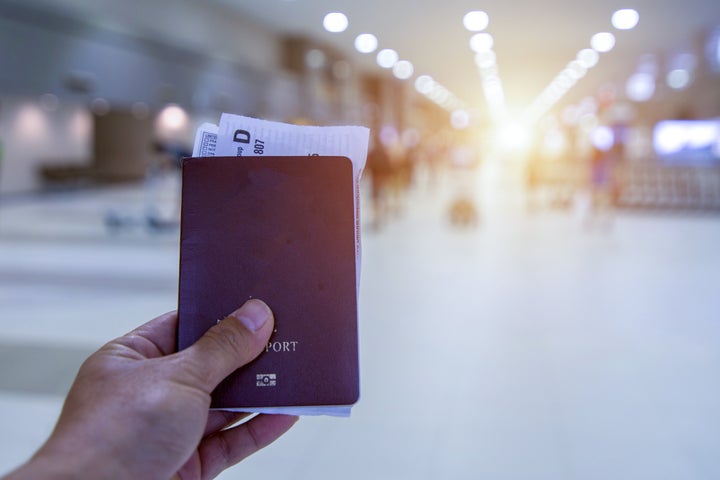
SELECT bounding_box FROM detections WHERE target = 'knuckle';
[205,322,252,360]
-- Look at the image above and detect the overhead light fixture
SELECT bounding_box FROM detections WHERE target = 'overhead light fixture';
[591,32,616,53]
[354,33,378,53]
[612,9,639,30]
[577,48,600,68]
[323,12,348,33]
[463,11,489,32]
[376,48,399,68]
[469,33,494,53]
[393,60,414,80]
[414,75,435,94]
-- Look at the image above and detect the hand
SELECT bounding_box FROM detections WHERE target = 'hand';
[5,299,298,480]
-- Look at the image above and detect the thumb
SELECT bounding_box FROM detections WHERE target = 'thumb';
[179,299,274,393]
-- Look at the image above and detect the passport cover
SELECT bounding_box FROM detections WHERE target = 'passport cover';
[177,156,359,409]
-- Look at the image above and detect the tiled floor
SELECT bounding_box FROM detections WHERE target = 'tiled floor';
[1,163,719,479]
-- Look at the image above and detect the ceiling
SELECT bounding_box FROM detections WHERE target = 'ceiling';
[10,0,720,117]
[218,0,720,113]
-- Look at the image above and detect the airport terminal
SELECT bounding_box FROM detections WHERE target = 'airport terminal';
[1,1,719,478]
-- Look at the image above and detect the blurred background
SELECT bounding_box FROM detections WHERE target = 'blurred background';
[1,0,720,478]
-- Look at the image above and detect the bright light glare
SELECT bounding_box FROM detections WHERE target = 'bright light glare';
[543,128,568,157]
[497,122,531,152]
[666,69,691,89]
[567,61,588,79]
[591,126,615,151]
[612,9,639,30]
[376,48,398,68]
[654,121,720,154]
[475,51,496,69]
[470,33,494,52]
[354,33,378,53]
[323,12,348,33]
[577,49,600,68]
[463,11,489,31]
[591,32,616,53]
[157,104,188,131]
[451,109,471,129]
[392,60,414,80]
[626,73,655,102]
[654,123,686,154]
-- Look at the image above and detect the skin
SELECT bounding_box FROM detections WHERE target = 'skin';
[4,299,298,480]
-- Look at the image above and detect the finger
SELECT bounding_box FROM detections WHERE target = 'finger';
[203,411,251,437]
[179,299,274,392]
[110,311,179,359]
[198,414,298,479]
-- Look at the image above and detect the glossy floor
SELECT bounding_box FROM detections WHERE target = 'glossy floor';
[1,166,719,479]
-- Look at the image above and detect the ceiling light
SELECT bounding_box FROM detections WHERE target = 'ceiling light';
[393,60,414,80]
[577,48,599,68]
[323,12,348,33]
[470,33,494,52]
[376,49,398,68]
[415,75,434,94]
[354,33,378,53]
[567,60,588,79]
[463,11,489,32]
[474,51,496,69]
[591,32,616,53]
[612,9,639,30]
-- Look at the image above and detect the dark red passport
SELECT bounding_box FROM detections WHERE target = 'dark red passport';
[177,156,359,413]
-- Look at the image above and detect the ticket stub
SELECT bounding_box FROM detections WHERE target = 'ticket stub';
[192,122,218,157]
[192,115,370,287]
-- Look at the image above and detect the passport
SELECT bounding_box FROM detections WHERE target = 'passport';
[177,155,360,416]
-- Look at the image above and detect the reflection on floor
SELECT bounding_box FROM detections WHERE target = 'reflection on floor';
[1,167,719,479]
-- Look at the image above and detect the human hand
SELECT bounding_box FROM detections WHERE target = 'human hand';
[5,299,298,480]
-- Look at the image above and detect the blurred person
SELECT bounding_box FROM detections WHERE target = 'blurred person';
[447,140,481,227]
[586,141,623,230]
[3,299,297,480]
[365,137,393,230]
[386,140,409,218]
[524,136,544,212]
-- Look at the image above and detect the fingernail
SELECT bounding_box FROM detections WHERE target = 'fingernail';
[231,299,271,332]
